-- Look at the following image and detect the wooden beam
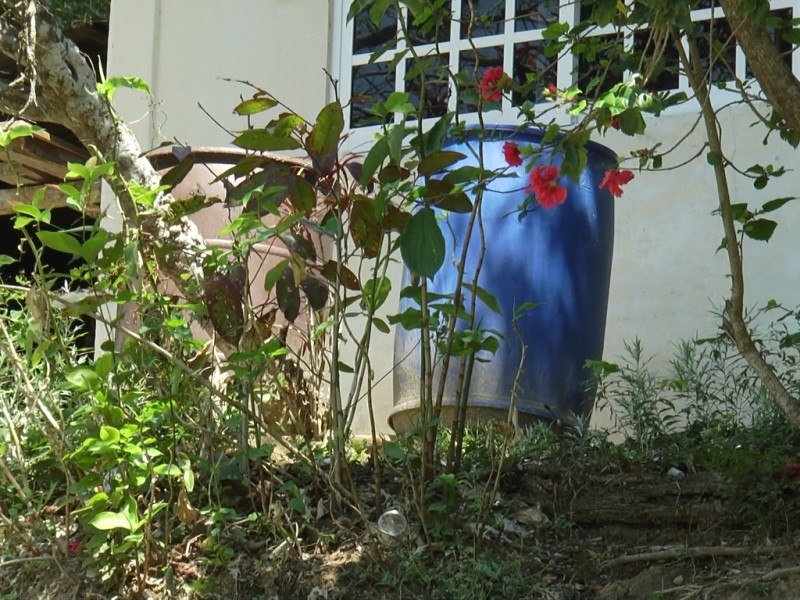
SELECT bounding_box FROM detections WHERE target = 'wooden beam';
[0,182,101,218]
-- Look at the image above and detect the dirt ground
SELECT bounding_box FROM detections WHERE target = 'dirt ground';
[2,445,800,600]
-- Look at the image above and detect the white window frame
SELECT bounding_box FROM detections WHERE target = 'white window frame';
[332,0,800,150]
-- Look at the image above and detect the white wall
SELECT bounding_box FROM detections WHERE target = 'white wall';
[107,1,800,435]
[343,100,800,434]
[107,0,331,148]
[101,0,332,347]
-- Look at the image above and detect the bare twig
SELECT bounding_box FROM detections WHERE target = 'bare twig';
[603,544,791,569]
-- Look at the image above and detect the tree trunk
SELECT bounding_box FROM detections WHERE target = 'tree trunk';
[0,0,207,289]
[719,0,800,133]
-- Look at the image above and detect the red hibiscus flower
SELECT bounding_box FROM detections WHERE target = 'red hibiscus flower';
[545,83,558,98]
[529,164,567,209]
[599,168,635,197]
[477,67,507,103]
[503,141,523,167]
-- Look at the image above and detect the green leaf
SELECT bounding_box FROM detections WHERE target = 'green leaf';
[586,359,621,377]
[383,441,406,461]
[81,230,108,262]
[729,203,751,223]
[233,96,277,115]
[464,283,500,314]
[0,123,44,147]
[233,130,301,151]
[743,218,777,242]
[361,137,390,185]
[307,101,344,157]
[288,177,316,214]
[362,276,392,311]
[761,197,795,213]
[617,111,645,136]
[780,332,800,348]
[418,150,466,176]
[67,367,100,392]
[99,425,120,443]
[160,155,196,190]
[706,151,723,166]
[336,361,355,373]
[373,317,390,334]
[153,464,182,477]
[0,255,14,266]
[13,203,42,220]
[400,208,445,278]
[97,76,150,101]
[90,511,134,532]
[37,231,82,256]
[423,112,454,156]
[781,27,800,45]
[388,122,406,165]
[541,21,569,39]
[263,259,289,292]
[387,306,424,329]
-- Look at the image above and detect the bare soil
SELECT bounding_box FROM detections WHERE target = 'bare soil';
[3,444,800,600]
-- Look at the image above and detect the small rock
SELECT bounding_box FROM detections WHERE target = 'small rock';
[673,575,684,586]
[513,503,550,528]
[667,467,685,481]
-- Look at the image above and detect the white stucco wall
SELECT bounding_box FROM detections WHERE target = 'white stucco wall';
[107,0,331,148]
[106,1,800,435]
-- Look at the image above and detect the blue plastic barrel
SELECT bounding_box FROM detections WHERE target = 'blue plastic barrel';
[389,126,617,433]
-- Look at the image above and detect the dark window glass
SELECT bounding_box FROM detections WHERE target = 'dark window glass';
[746,10,793,78]
[515,0,559,32]
[406,53,451,118]
[351,62,395,126]
[513,41,557,104]
[458,46,504,112]
[353,5,398,54]
[580,0,594,22]
[576,33,626,97]
[633,30,680,91]
[693,19,735,84]
[461,0,505,38]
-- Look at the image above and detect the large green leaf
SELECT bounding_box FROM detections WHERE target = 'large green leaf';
[233,130,301,151]
[362,276,392,311]
[37,231,82,256]
[743,218,777,242]
[233,96,277,115]
[361,137,390,186]
[418,151,466,176]
[400,208,445,278]
[90,511,134,532]
[307,101,344,158]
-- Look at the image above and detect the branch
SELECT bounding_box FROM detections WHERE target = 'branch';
[674,28,800,430]
[602,544,790,569]
[719,0,800,133]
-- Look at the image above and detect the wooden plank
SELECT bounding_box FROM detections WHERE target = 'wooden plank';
[0,119,89,183]
[0,162,41,185]
[0,182,101,218]
[3,137,88,179]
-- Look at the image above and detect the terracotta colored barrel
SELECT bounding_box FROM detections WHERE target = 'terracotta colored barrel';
[390,126,616,433]
[131,147,326,349]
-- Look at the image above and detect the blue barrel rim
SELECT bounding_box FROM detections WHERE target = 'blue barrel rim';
[448,123,619,163]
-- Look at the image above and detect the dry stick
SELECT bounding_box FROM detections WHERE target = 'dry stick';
[0,556,55,569]
[0,316,60,433]
[760,564,800,582]
[672,31,800,430]
[602,544,791,569]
